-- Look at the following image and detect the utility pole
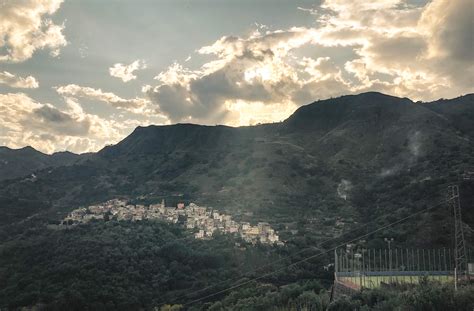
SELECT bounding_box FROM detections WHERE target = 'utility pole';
[385,237,394,283]
[447,184,468,290]
[460,170,473,280]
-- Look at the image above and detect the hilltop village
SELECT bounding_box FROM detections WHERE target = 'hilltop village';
[61,199,283,245]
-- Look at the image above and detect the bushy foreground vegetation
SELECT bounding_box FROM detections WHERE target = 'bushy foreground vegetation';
[2,218,472,311]
[329,280,474,311]
[162,279,474,310]
[0,220,332,310]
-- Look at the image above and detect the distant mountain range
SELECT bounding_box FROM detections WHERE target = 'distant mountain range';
[1,92,473,245]
[0,146,85,181]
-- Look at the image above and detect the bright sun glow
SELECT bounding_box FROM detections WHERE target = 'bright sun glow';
[225,99,297,126]
[244,66,273,82]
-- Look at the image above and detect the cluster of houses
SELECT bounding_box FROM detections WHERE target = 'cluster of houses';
[61,199,283,245]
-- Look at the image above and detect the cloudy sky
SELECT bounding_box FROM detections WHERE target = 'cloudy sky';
[0,0,472,154]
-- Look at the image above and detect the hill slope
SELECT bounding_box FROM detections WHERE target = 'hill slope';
[0,92,473,309]
[0,146,83,181]
[0,92,473,244]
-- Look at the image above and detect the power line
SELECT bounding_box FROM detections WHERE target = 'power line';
[157,189,450,307]
[156,225,355,306]
[157,182,454,306]
[156,184,454,307]
[155,202,413,307]
[182,198,448,306]
[158,178,462,306]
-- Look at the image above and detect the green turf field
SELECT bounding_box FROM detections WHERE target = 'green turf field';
[338,274,455,289]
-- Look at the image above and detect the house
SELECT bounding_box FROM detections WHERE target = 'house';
[60,198,284,246]
[195,229,205,239]
[268,234,279,243]
[241,222,250,230]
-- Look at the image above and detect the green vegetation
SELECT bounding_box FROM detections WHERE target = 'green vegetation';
[329,280,474,311]
[0,93,473,309]
[0,220,332,310]
[202,279,474,310]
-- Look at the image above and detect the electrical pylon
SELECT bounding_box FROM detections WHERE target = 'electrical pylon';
[447,184,468,287]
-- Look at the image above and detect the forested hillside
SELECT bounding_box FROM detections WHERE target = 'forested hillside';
[0,92,473,309]
[0,146,83,181]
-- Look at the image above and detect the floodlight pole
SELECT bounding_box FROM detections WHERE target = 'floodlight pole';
[447,182,468,291]
[385,237,394,283]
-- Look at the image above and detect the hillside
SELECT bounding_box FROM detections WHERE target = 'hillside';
[0,92,473,233]
[0,146,83,181]
[0,92,472,244]
[0,92,473,309]
[424,94,474,138]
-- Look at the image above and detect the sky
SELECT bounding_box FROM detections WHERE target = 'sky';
[0,0,472,154]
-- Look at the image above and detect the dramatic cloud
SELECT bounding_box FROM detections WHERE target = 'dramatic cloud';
[56,84,152,113]
[418,0,474,89]
[317,0,473,99]
[145,0,473,126]
[0,71,39,88]
[0,93,126,153]
[146,28,336,124]
[109,60,147,82]
[2,0,472,153]
[0,0,67,62]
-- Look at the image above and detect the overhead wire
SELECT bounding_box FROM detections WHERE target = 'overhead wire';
[184,198,448,305]
[155,197,449,306]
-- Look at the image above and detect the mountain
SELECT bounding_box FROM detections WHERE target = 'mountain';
[0,92,473,309]
[0,146,83,182]
[424,94,474,138]
[0,92,472,240]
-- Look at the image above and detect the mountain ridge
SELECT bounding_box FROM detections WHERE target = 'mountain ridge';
[0,92,473,309]
[0,92,473,245]
[0,146,83,181]
[2,91,472,157]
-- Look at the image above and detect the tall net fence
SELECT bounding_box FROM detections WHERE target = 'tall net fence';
[335,248,473,289]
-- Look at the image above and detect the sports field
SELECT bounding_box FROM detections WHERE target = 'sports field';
[338,274,455,289]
